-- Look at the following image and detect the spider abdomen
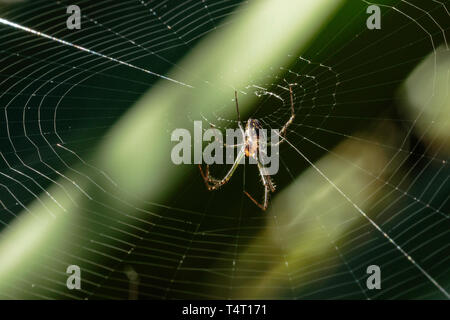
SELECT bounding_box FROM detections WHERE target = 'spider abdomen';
[245,139,258,158]
[245,118,262,158]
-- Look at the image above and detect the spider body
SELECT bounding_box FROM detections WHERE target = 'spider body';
[199,86,295,210]
[244,118,262,159]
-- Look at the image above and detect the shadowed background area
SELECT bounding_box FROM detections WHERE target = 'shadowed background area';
[0,0,448,299]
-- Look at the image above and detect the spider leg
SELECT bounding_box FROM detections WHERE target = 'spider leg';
[199,91,247,191]
[199,148,245,191]
[244,188,268,211]
[209,123,243,148]
[198,164,218,184]
[258,161,276,192]
[225,143,244,148]
[271,84,295,146]
[243,161,275,211]
[235,90,245,136]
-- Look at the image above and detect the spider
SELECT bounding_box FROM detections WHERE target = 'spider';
[198,85,295,210]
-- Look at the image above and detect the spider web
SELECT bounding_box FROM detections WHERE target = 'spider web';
[0,0,448,300]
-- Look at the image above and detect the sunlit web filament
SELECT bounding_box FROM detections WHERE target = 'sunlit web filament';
[0,17,193,88]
